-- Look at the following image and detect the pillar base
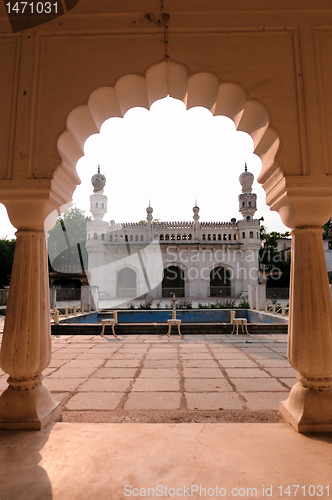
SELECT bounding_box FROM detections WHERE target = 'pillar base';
[0,382,62,430]
[279,381,332,433]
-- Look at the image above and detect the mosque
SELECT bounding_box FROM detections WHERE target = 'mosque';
[86,165,261,303]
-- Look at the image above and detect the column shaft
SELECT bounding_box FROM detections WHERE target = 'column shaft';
[280,226,332,432]
[0,230,61,429]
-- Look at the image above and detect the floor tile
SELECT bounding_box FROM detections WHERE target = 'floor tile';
[243,392,290,410]
[230,378,288,392]
[91,367,138,378]
[131,378,180,392]
[65,392,124,410]
[182,368,223,378]
[139,368,179,378]
[184,378,232,392]
[78,378,133,392]
[224,368,270,378]
[124,392,181,410]
[185,392,243,410]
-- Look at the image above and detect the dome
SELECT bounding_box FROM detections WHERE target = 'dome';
[239,164,254,193]
[91,166,106,193]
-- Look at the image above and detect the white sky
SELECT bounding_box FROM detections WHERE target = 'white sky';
[0,96,288,239]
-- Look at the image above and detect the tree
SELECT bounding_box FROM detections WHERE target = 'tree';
[323,217,332,239]
[259,226,291,287]
[0,237,16,288]
[47,207,91,273]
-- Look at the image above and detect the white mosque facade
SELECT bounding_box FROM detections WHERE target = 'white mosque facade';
[86,166,261,303]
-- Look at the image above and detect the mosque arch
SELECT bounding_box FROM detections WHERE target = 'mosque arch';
[209,265,232,297]
[162,265,185,298]
[57,60,280,203]
[116,267,137,298]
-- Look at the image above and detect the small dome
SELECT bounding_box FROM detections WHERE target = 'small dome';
[146,206,153,214]
[91,166,106,193]
[239,163,254,193]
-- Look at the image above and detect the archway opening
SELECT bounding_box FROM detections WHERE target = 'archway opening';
[53,61,286,303]
[209,266,231,297]
[117,268,137,298]
[162,266,185,298]
[57,61,282,227]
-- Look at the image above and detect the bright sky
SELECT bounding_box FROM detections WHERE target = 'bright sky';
[0,96,288,239]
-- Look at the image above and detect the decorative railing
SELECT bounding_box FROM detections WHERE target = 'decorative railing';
[152,221,194,229]
[122,222,147,228]
[52,265,83,273]
[200,222,237,229]
[237,219,260,227]
[265,303,289,316]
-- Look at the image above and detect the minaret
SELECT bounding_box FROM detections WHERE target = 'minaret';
[238,163,257,220]
[146,201,153,223]
[193,201,200,240]
[237,163,260,291]
[90,166,107,221]
[86,167,109,298]
[193,201,200,225]
[146,202,153,241]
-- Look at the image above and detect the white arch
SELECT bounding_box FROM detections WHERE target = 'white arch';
[56,60,280,190]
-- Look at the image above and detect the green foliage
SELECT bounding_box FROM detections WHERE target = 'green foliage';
[213,300,236,309]
[139,298,154,309]
[198,300,248,309]
[47,207,90,272]
[237,300,250,309]
[259,225,291,287]
[0,237,16,288]
[176,299,193,309]
[323,218,332,239]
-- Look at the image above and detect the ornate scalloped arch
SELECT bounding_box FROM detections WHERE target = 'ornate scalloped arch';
[57,60,280,198]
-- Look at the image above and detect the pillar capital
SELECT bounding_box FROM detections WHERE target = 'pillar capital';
[260,170,332,228]
[0,178,75,231]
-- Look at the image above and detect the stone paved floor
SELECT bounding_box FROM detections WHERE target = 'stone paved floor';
[0,332,295,420]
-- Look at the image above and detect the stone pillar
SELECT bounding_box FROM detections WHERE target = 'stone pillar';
[49,286,57,309]
[0,229,61,429]
[279,226,332,431]
[255,284,266,311]
[248,285,256,309]
[90,286,99,311]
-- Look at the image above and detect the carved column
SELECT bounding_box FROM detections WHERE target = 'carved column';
[0,194,63,429]
[0,228,61,429]
[279,225,332,431]
[259,174,332,432]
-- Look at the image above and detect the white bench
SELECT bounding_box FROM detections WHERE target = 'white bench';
[167,319,182,337]
[100,311,119,338]
[230,310,249,335]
